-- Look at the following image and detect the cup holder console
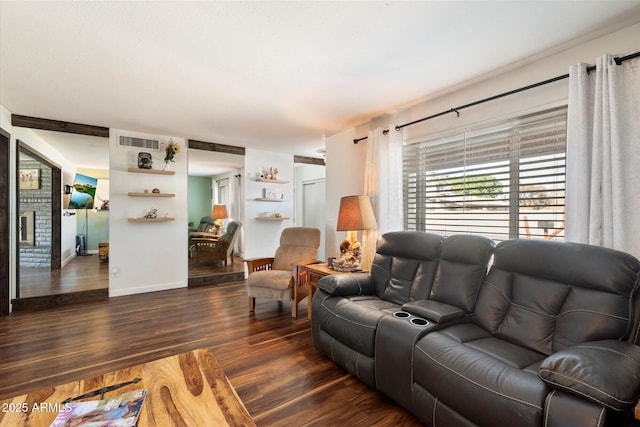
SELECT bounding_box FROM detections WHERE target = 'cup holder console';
[377,310,434,408]
[410,317,429,326]
[392,311,430,327]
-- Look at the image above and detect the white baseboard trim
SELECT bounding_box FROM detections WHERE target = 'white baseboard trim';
[62,253,77,267]
[109,281,187,297]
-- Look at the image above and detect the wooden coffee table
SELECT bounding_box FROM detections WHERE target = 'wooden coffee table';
[0,348,255,427]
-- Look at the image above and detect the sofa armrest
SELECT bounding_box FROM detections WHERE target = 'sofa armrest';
[401,300,467,324]
[317,273,375,296]
[539,340,640,411]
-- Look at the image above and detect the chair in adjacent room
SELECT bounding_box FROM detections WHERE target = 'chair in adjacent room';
[192,220,242,266]
[246,227,321,318]
[189,216,216,257]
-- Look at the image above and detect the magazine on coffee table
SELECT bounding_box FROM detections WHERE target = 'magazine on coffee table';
[50,388,146,427]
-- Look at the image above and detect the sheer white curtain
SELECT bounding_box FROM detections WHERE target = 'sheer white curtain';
[361,126,404,270]
[566,54,640,258]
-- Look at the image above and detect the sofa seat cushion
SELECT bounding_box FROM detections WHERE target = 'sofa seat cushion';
[414,323,548,427]
[316,294,400,357]
[247,269,293,291]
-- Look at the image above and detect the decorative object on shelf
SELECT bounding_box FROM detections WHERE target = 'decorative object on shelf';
[163,139,180,170]
[152,188,160,194]
[143,208,158,219]
[138,152,153,169]
[98,197,109,210]
[211,204,229,235]
[334,195,378,271]
[260,167,280,181]
[144,189,150,193]
[262,188,281,199]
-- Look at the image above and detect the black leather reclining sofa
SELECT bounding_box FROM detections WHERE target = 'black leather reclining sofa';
[311,231,640,426]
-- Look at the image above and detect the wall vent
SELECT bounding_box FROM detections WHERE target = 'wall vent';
[119,135,160,150]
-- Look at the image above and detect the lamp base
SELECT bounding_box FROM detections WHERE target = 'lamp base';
[336,233,362,271]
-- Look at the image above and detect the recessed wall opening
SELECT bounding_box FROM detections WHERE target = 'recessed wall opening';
[18,211,35,246]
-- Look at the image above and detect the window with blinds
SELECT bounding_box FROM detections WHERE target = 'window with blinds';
[403,106,566,241]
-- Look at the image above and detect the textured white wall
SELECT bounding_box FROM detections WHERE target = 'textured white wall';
[243,148,294,262]
[108,129,188,297]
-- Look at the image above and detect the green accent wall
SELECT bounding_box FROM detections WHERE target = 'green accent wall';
[77,210,109,251]
[188,176,212,228]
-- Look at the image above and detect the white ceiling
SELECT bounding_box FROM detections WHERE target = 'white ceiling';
[2,1,640,165]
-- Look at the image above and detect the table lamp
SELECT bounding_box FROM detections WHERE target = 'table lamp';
[335,195,377,270]
[211,204,229,235]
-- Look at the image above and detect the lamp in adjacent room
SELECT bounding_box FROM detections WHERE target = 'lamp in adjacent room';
[211,204,229,235]
[334,195,377,271]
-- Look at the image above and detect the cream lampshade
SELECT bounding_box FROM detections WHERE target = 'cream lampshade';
[211,204,229,234]
[335,195,377,270]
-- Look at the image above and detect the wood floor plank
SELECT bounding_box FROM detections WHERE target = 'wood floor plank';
[0,281,422,426]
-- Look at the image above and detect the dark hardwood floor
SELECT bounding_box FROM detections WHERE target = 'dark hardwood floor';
[0,281,422,426]
[18,255,109,298]
[13,253,245,310]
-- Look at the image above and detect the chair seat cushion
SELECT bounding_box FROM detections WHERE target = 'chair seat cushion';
[248,269,293,291]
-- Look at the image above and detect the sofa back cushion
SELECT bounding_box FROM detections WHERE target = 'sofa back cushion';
[370,232,494,309]
[430,234,495,313]
[473,239,640,355]
[371,232,443,305]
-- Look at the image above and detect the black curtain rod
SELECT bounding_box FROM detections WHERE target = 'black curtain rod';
[353,51,640,144]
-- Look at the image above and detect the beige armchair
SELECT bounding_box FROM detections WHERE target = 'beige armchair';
[246,227,321,318]
[193,220,242,266]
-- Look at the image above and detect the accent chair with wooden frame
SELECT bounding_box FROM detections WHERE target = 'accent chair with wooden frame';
[193,220,242,266]
[246,227,321,318]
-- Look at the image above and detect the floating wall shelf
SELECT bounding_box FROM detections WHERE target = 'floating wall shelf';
[128,217,175,223]
[127,167,175,176]
[255,198,285,202]
[256,178,288,184]
[128,192,176,197]
[255,217,290,221]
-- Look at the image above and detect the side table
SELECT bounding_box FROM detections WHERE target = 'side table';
[303,263,367,319]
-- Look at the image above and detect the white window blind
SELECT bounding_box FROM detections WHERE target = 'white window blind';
[403,106,566,241]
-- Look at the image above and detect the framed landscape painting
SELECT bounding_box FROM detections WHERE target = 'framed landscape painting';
[68,173,98,209]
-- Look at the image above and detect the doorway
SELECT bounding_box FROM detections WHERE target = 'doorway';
[303,179,326,260]
[16,142,62,296]
[187,140,246,287]
[11,116,110,310]
[0,128,9,315]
